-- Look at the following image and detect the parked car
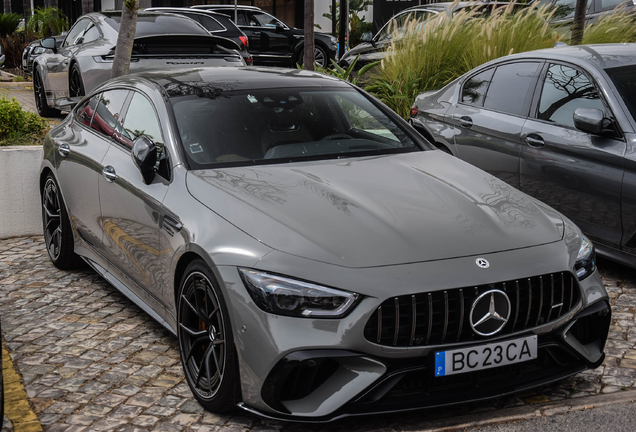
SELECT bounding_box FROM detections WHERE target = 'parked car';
[339,1,521,70]
[40,65,609,420]
[191,5,337,68]
[22,34,65,75]
[32,11,245,117]
[145,7,253,65]
[534,0,635,28]
[410,43,636,268]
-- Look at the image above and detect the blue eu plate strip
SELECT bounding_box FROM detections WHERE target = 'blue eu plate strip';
[435,351,446,376]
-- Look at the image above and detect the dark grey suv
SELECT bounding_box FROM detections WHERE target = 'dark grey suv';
[410,44,636,268]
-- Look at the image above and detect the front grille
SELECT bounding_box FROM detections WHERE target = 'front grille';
[364,271,579,347]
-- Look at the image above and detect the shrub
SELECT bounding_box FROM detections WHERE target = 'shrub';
[581,10,636,44]
[26,7,69,39]
[0,13,21,37]
[367,2,560,118]
[0,33,37,70]
[0,97,48,145]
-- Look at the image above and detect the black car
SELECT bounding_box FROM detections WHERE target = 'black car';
[145,7,253,65]
[22,35,65,75]
[191,5,337,68]
[410,44,636,268]
[339,2,520,70]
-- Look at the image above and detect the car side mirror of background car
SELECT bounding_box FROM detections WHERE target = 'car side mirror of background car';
[132,135,157,185]
[361,32,374,43]
[41,38,57,53]
[573,108,604,135]
[275,23,285,32]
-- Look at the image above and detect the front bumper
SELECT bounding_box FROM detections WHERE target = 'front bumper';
[217,242,610,421]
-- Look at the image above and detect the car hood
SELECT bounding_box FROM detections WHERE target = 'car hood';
[341,42,384,62]
[186,152,564,268]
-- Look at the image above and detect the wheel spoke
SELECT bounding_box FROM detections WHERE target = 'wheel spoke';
[205,346,214,393]
[208,343,223,383]
[43,204,60,220]
[179,322,207,338]
[182,295,210,325]
[45,217,58,234]
[183,335,210,366]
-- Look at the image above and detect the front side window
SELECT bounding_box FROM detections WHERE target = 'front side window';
[606,64,636,123]
[63,19,91,47]
[461,68,494,106]
[91,90,130,139]
[249,11,283,28]
[170,87,420,168]
[483,62,541,116]
[537,64,605,128]
[75,94,101,127]
[121,93,164,149]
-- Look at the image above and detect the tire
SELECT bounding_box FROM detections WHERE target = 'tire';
[69,63,85,98]
[177,260,239,412]
[42,174,81,269]
[297,44,330,69]
[33,70,61,118]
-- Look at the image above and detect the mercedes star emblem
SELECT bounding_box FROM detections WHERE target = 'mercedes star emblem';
[470,289,511,336]
[476,258,490,269]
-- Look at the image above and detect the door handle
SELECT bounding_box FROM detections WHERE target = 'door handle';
[103,166,117,182]
[525,134,545,148]
[58,143,70,157]
[457,116,473,128]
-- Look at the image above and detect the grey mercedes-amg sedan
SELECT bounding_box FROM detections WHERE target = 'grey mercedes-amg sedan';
[40,67,610,421]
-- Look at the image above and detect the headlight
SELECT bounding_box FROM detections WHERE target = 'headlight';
[574,235,596,280]
[329,35,337,46]
[239,268,359,318]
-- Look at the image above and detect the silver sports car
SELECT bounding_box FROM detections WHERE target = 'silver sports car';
[32,11,245,117]
[40,67,610,421]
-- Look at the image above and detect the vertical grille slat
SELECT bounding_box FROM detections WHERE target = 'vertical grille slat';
[365,272,579,347]
[426,293,433,345]
[441,291,449,343]
[456,289,464,342]
[410,295,416,346]
[393,298,400,346]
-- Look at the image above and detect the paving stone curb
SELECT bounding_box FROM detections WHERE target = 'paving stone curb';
[0,82,32,90]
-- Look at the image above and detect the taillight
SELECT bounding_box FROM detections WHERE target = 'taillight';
[410,105,418,117]
[239,36,249,49]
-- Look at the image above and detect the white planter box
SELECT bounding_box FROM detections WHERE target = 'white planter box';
[0,146,43,239]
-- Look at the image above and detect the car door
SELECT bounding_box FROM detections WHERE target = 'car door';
[45,18,92,99]
[54,92,110,252]
[245,10,291,61]
[98,90,171,307]
[520,62,625,249]
[451,61,543,188]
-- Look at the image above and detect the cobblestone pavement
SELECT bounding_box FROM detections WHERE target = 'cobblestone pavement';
[1,236,636,432]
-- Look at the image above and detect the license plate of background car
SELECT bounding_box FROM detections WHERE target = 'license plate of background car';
[434,335,538,377]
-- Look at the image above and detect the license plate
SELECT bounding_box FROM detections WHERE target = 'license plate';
[435,335,537,377]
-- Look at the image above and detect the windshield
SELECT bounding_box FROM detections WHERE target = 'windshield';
[170,87,421,169]
[606,65,636,123]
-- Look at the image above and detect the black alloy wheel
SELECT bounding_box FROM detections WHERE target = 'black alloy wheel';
[298,45,329,69]
[42,174,80,269]
[178,261,238,412]
[33,71,60,117]
[69,64,85,98]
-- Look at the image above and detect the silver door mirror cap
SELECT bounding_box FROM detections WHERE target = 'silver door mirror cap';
[573,108,604,135]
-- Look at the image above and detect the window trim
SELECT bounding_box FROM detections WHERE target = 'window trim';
[74,93,102,129]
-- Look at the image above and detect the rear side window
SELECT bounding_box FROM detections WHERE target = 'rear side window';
[64,19,91,47]
[483,62,541,116]
[461,68,494,106]
[198,15,225,32]
[91,90,130,140]
[537,63,605,128]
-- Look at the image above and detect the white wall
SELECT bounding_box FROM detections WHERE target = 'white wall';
[315,0,373,33]
[101,0,116,11]
[0,146,43,239]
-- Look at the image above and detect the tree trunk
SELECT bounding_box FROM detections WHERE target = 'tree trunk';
[3,0,11,14]
[571,0,587,45]
[304,0,315,70]
[44,0,58,8]
[111,1,138,78]
[22,0,30,24]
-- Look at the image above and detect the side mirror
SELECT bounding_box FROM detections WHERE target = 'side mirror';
[132,135,157,185]
[41,37,56,52]
[275,23,285,32]
[573,108,604,135]
[361,32,374,42]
